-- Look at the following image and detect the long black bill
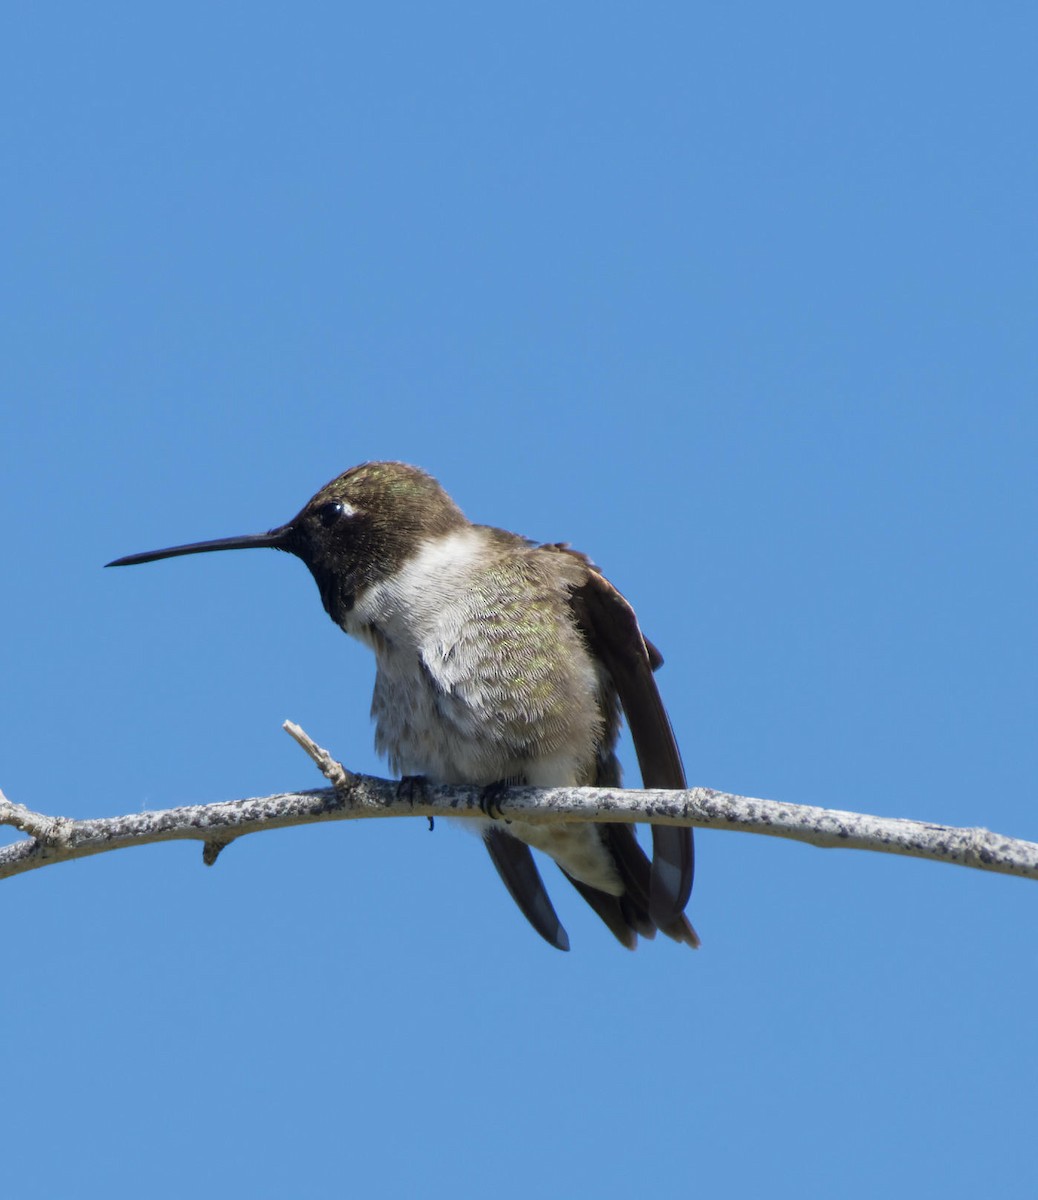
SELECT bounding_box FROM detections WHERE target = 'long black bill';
[105,527,293,568]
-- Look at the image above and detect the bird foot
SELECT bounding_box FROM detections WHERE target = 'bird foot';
[396,774,434,829]
[396,774,429,805]
[479,780,511,821]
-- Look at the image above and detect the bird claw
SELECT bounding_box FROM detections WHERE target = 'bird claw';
[479,780,511,821]
[396,774,429,806]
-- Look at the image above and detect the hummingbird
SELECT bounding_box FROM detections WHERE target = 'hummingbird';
[107,462,697,951]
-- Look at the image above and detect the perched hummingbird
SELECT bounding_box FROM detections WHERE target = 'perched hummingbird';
[107,462,697,951]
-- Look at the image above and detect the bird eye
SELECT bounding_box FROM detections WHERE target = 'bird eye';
[317,500,352,528]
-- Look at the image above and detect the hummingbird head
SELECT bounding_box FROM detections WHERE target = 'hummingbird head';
[106,461,468,625]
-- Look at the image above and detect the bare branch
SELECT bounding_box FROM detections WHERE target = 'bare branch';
[0,723,1035,884]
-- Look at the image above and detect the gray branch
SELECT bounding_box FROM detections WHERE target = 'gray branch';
[1,722,1035,884]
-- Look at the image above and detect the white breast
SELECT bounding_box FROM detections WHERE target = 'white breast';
[343,529,514,781]
[346,527,487,658]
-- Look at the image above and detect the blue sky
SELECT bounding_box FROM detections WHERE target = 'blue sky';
[3,4,1036,1197]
